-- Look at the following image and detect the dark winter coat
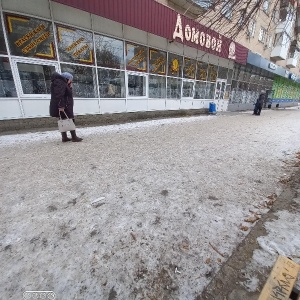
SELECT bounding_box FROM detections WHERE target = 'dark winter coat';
[49,72,74,118]
[256,93,266,106]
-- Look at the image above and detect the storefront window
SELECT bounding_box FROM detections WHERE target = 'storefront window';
[217,66,228,79]
[16,62,54,95]
[167,77,182,99]
[4,13,56,59]
[207,64,218,82]
[0,16,7,54]
[182,80,194,97]
[194,81,207,99]
[206,82,216,99]
[98,68,125,98]
[61,64,97,98]
[56,24,94,65]
[149,75,166,98]
[126,43,147,72]
[224,85,231,99]
[149,49,166,75]
[127,74,147,97]
[239,81,248,91]
[168,53,183,77]
[227,69,233,83]
[183,58,196,79]
[196,61,208,81]
[95,35,124,69]
[0,57,17,97]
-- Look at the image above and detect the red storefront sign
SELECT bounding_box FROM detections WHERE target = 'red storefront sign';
[52,0,248,64]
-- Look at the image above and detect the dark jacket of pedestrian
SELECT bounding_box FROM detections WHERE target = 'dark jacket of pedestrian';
[49,72,74,119]
[49,72,82,142]
[256,92,266,106]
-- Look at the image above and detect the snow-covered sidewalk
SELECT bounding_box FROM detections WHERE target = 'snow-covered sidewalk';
[1,109,300,299]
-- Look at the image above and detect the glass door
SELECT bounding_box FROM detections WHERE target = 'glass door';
[214,79,227,100]
[126,72,148,98]
[12,58,59,98]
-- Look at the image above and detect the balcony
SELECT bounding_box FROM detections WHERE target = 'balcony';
[275,3,296,35]
[271,45,289,60]
[286,52,299,67]
[270,33,290,60]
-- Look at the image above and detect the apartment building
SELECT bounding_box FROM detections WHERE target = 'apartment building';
[0,0,299,121]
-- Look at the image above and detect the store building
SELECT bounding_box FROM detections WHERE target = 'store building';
[0,0,248,121]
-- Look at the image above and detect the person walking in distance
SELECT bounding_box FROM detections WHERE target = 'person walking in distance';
[253,90,266,116]
[49,72,83,142]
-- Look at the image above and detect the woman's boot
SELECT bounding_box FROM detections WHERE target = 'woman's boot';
[61,132,71,142]
[70,130,83,142]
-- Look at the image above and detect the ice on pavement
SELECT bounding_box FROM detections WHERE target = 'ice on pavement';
[1,109,300,299]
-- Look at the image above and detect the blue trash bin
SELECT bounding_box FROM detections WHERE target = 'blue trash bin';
[209,102,216,114]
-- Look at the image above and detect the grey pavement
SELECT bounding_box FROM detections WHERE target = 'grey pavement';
[0,108,300,299]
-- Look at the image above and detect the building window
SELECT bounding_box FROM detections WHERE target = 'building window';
[0,16,7,54]
[0,57,17,97]
[182,80,194,98]
[258,27,267,43]
[194,81,207,99]
[126,42,147,72]
[221,3,233,20]
[247,20,256,37]
[183,58,196,79]
[207,64,218,82]
[167,53,183,77]
[127,73,147,97]
[196,61,208,81]
[98,68,125,98]
[149,75,166,98]
[95,35,124,69]
[267,35,273,48]
[191,0,212,9]
[149,48,167,75]
[217,66,228,79]
[167,77,182,99]
[61,64,97,98]
[16,62,55,95]
[262,0,270,14]
[206,82,216,99]
[56,24,94,65]
[227,69,233,84]
[4,13,56,59]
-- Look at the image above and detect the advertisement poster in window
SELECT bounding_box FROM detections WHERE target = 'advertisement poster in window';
[56,24,94,65]
[183,58,196,79]
[207,64,218,82]
[168,53,182,77]
[126,43,147,72]
[4,13,56,59]
[196,61,208,81]
[149,49,166,75]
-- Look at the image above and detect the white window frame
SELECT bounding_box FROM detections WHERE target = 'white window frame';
[214,79,227,100]
[248,20,256,37]
[221,3,233,19]
[258,27,267,43]
[11,58,59,98]
[263,0,270,14]
[181,79,195,99]
[267,35,273,48]
[126,71,148,99]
